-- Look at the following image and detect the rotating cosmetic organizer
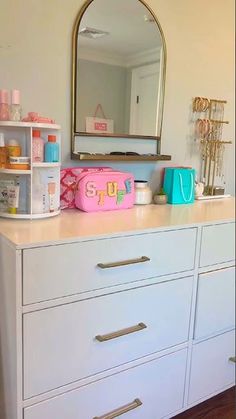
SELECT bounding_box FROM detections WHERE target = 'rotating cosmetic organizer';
[0,121,61,219]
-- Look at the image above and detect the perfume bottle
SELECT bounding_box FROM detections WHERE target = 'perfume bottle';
[0,90,10,121]
[10,90,22,122]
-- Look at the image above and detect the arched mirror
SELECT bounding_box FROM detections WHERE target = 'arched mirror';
[72,0,168,161]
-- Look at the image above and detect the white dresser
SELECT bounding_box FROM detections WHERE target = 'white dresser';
[0,199,235,419]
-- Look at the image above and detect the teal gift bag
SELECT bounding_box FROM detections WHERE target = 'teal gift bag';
[163,168,195,204]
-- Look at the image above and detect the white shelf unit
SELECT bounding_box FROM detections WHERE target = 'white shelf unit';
[0,122,61,219]
[32,162,61,168]
[0,169,32,175]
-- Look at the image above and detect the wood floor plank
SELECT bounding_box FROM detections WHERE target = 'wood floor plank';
[174,388,236,418]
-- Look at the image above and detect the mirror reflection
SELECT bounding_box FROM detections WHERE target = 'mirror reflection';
[75,0,165,138]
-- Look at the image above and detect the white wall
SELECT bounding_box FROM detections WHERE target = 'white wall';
[0,0,235,193]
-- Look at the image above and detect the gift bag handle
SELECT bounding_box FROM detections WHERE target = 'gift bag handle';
[179,172,194,203]
[94,104,106,119]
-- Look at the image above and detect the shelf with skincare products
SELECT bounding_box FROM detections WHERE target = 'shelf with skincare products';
[32,162,61,168]
[0,122,61,219]
[0,120,61,129]
[0,168,32,175]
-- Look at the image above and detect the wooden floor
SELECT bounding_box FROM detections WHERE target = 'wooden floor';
[174,388,236,419]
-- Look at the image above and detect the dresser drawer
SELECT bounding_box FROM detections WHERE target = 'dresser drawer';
[194,267,235,340]
[23,276,193,399]
[22,228,196,304]
[200,223,235,267]
[24,348,187,419]
[189,330,235,404]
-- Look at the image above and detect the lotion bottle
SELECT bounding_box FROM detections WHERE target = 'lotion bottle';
[44,135,59,162]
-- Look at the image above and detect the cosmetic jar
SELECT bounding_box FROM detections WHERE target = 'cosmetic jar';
[7,139,21,158]
[134,180,152,205]
[8,156,30,170]
[154,194,167,205]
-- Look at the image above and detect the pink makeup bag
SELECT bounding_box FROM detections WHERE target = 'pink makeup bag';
[74,171,135,212]
[60,167,111,209]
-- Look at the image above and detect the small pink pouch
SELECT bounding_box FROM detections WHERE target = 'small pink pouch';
[74,171,135,212]
[60,167,111,209]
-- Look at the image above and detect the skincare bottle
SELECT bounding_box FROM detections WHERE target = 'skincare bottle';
[0,90,10,121]
[0,133,7,168]
[44,135,59,162]
[7,184,20,214]
[32,170,46,214]
[32,130,44,162]
[0,179,15,211]
[10,90,22,122]
[48,180,56,212]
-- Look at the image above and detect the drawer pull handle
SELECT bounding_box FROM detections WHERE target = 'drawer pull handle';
[93,398,142,419]
[229,356,236,363]
[97,256,150,269]
[95,322,147,342]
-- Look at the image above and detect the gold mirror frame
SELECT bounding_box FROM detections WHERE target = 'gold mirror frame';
[71,0,167,159]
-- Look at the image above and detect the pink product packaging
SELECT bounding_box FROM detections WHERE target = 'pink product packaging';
[74,171,135,212]
[22,112,55,124]
[60,167,112,209]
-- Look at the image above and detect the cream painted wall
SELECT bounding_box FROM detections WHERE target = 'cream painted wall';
[0,0,235,193]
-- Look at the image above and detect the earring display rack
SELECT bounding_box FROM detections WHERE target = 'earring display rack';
[193,97,232,199]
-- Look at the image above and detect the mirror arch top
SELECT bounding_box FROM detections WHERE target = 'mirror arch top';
[72,0,167,158]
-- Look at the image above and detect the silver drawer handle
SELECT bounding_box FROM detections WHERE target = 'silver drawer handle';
[93,398,142,419]
[95,322,147,342]
[97,256,150,269]
[229,356,236,363]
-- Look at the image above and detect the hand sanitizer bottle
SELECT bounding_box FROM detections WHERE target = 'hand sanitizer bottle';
[10,90,22,122]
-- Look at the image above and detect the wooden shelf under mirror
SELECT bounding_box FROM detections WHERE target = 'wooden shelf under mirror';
[76,132,161,141]
[72,153,171,162]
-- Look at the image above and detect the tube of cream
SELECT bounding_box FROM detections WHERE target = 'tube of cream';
[7,184,20,214]
[48,182,56,212]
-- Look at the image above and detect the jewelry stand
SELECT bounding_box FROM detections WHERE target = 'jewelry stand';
[192,97,232,200]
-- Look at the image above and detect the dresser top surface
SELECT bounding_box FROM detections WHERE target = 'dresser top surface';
[0,198,235,248]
